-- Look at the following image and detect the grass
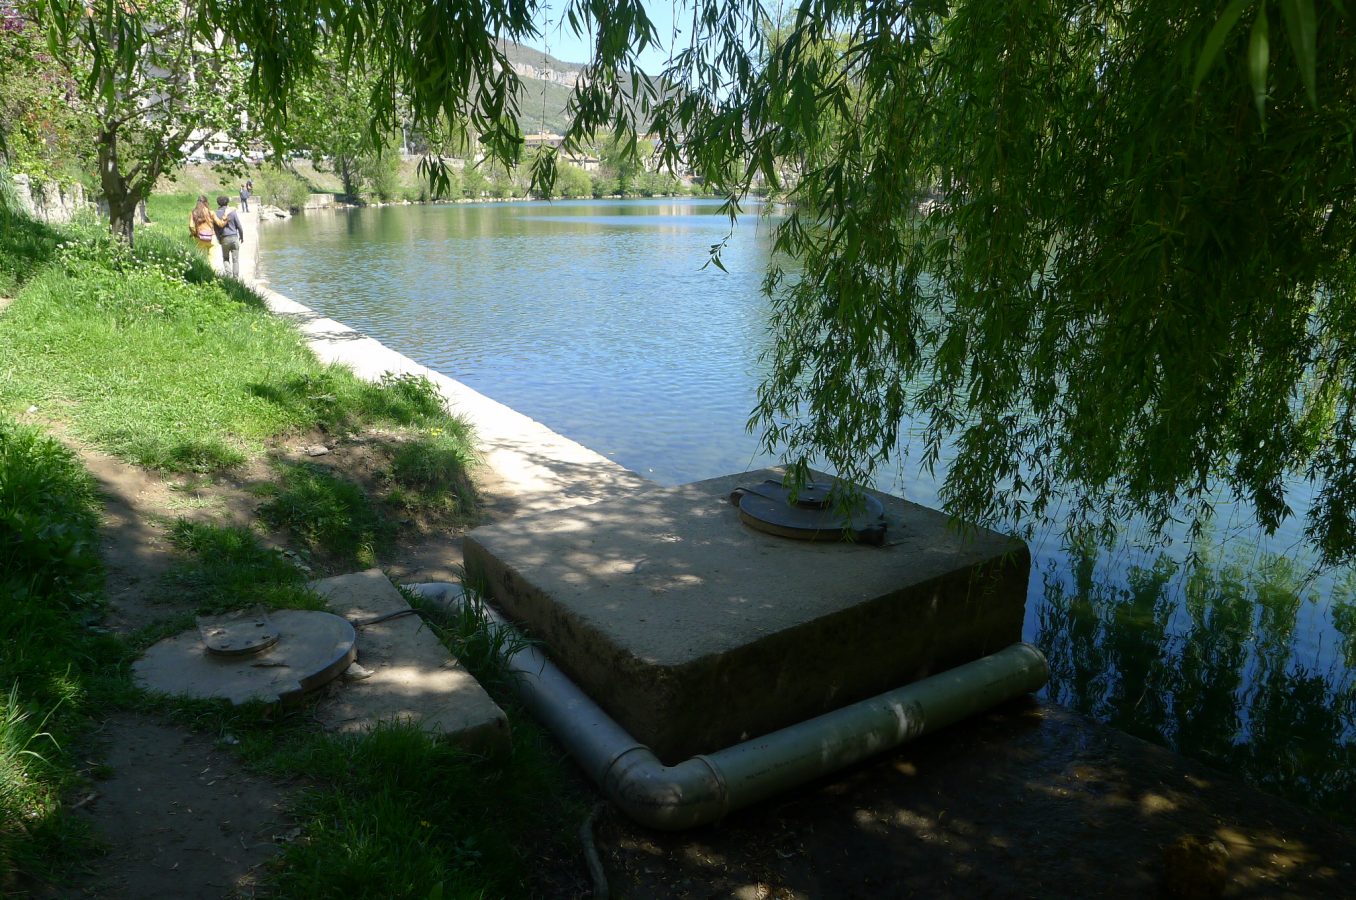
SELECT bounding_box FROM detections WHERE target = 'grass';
[0,253,458,472]
[135,686,588,899]
[0,420,122,890]
[144,522,587,897]
[251,576,584,899]
[163,520,325,615]
[404,579,536,692]
[265,719,586,899]
[0,205,62,298]
[151,538,588,898]
[258,463,394,567]
[0,192,572,896]
[388,430,481,519]
[0,201,477,497]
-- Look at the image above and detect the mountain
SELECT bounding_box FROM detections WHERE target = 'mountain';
[500,40,660,139]
[499,40,582,136]
[500,40,586,85]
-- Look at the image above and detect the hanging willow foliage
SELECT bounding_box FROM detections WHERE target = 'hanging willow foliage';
[651,0,1356,566]
[45,0,1356,563]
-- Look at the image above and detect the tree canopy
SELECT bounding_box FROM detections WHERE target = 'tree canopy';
[32,0,256,240]
[38,0,1356,564]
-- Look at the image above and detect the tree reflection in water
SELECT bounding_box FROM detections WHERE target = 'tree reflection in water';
[1036,546,1356,823]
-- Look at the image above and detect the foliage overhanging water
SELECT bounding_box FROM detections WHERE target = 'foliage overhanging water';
[260,198,1355,820]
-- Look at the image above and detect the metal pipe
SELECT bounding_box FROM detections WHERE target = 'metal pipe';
[408,582,1048,831]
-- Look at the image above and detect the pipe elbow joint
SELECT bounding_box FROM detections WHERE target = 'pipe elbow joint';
[604,747,729,831]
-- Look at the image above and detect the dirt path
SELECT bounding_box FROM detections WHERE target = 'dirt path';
[65,426,482,898]
[71,717,289,899]
[82,440,262,632]
[66,440,294,898]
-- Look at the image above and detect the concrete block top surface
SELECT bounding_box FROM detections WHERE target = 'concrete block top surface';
[466,470,1026,667]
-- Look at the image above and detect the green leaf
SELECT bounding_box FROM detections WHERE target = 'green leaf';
[1280,0,1318,106]
[1193,0,1255,92]
[1249,4,1271,125]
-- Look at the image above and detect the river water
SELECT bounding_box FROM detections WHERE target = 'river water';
[260,198,1354,819]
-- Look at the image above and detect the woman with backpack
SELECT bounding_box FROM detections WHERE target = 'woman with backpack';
[189,195,217,252]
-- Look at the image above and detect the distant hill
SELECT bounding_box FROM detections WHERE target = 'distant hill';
[499,40,582,136]
[516,78,579,137]
[501,40,659,139]
[499,40,585,80]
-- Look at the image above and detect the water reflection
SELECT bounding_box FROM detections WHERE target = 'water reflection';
[1037,546,1356,822]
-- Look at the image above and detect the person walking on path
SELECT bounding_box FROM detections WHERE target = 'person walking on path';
[239,179,252,212]
[215,194,246,278]
[189,195,216,254]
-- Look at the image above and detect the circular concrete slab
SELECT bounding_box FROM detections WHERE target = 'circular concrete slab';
[134,610,357,705]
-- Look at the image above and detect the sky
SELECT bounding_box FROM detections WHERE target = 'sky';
[520,0,684,73]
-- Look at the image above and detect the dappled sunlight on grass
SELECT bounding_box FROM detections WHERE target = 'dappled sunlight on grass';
[258,463,392,567]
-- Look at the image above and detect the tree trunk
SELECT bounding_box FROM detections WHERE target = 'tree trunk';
[337,156,359,198]
[97,129,139,246]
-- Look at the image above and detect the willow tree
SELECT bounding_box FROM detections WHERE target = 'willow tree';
[112,0,1356,563]
[660,0,1356,567]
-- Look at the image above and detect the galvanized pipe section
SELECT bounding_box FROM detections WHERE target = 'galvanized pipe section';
[408,582,1048,830]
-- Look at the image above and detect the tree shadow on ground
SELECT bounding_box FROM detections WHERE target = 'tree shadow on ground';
[599,699,1356,898]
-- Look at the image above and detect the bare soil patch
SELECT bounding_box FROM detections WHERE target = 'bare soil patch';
[599,701,1356,899]
[69,716,289,900]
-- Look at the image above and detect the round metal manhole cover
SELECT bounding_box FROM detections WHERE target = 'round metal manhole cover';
[732,480,888,544]
[199,607,280,656]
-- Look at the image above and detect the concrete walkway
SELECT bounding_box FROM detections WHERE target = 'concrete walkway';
[229,207,653,517]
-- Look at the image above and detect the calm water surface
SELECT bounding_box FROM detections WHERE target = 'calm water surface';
[261,199,1354,818]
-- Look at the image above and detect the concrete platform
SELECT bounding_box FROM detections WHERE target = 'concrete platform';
[310,569,510,751]
[464,469,1029,763]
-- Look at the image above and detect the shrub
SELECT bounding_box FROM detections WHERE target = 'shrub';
[252,167,312,211]
[360,153,401,204]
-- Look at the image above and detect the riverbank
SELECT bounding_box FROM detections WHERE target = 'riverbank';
[163,158,716,214]
[2,198,1354,897]
[0,201,599,896]
[245,212,655,523]
[242,206,1356,896]
[256,197,1356,824]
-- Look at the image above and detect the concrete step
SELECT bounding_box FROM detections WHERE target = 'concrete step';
[309,569,509,752]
